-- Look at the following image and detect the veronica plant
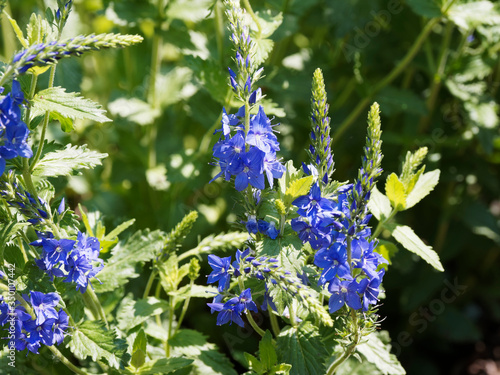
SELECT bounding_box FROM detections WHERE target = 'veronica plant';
[205,1,443,374]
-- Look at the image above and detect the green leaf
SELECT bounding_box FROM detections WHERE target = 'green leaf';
[31,87,111,124]
[259,330,278,370]
[253,38,274,66]
[94,229,166,293]
[389,224,444,271]
[464,100,499,130]
[138,358,194,375]
[245,353,265,374]
[158,255,189,294]
[367,185,392,220]
[51,111,74,132]
[173,284,218,300]
[269,363,292,375]
[254,10,283,38]
[0,222,29,265]
[356,331,406,375]
[168,329,237,375]
[32,144,107,177]
[68,320,129,369]
[131,329,147,369]
[284,176,313,208]
[374,240,398,265]
[385,173,406,210]
[117,296,169,332]
[405,170,440,209]
[406,0,442,18]
[375,86,427,116]
[4,12,28,47]
[448,1,500,30]
[276,322,328,375]
[166,0,213,22]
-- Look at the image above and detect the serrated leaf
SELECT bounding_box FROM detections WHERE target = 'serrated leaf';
[389,224,444,271]
[68,320,129,369]
[138,358,194,375]
[385,173,406,210]
[117,296,170,332]
[32,87,111,124]
[260,330,277,370]
[253,38,274,66]
[131,329,147,369]
[356,331,406,375]
[406,0,442,18]
[367,185,392,220]
[448,1,500,30]
[32,144,107,177]
[173,284,218,299]
[276,322,328,375]
[405,170,440,209]
[269,363,292,375]
[101,218,136,252]
[169,329,237,375]
[94,229,166,293]
[284,176,313,207]
[254,10,283,38]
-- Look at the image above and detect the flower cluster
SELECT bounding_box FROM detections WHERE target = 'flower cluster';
[243,215,279,239]
[0,81,32,175]
[206,249,333,327]
[31,231,103,293]
[0,291,69,353]
[211,105,285,191]
[0,172,49,224]
[291,104,387,313]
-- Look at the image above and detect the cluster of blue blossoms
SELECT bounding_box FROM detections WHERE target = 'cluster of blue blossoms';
[292,181,386,312]
[212,105,286,191]
[0,81,32,175]
[0,291,68,353]
[31,231,103,293]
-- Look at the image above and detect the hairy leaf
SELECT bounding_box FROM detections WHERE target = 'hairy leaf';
[94,229,166,293]
[276,322,328,375]
[389,224,444,271]
[32,144,107,177]
[31,87,111,124]
[367,185,392,220]
[356,331,406,375]
[68,320,129,369]
[405,170,440,209]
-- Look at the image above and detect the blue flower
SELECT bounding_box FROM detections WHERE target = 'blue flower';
[207,288,258,328]
[32,237,76,270]
[29,291,59,325]
[234,148,265,191]
[293,183,333,219]
[246,106,279,154]
[207,255,232,292]
[52,309,69,345]
[328,278,362,313]
[314,243,351,286]
[358,269,385,311]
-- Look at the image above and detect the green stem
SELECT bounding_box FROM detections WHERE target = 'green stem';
[30,67,57,172]
[371,208,399,239]
[48,346,91,375]
[246,309,265,337]
[166,296,174,357]
[86,287,108,329]
[332,17,440,144]
[22,158,38,198]
[214,0,224,65]
[326,310,360,375]
[269,310,280,336]
[175,280,193,335]
[242,0,262,37]
[143,269,158,299]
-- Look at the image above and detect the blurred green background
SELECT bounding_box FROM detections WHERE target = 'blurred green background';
[2,0,499,374]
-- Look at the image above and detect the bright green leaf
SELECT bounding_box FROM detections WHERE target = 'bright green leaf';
[389,224,444,271]
[138,358,194,375]
[276,322,328,375]
[4,12,28,47]
[245,353,265,374]
[31,87,111,124]
[367,185,392,220]
[356,331,406,375]
[108,97,160,126]
[405,170,440,209]
[385,173,406,210]
[117,296,169,332]
[284,175,313,207]
[448,1,500,30]
[68,320,129,369]
[94,229,166,293]
[32,144,107,177]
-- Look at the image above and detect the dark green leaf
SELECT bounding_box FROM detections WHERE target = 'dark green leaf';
[117,296,169,332]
